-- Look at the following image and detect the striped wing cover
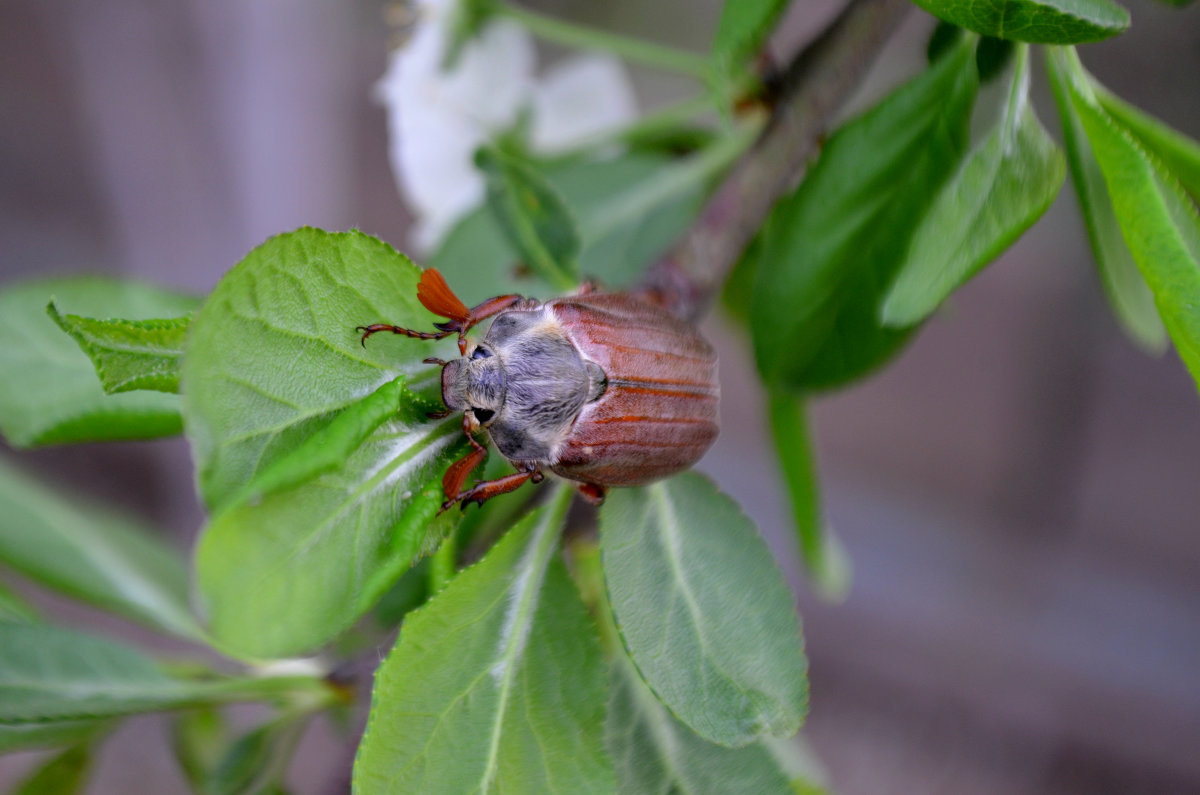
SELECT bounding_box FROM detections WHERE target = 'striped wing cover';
[548,293,719,486]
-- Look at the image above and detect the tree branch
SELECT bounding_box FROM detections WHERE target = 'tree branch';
[642,0,911,322]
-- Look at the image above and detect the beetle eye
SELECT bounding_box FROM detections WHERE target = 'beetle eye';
[472,408,495,424]
[470,347,492,360]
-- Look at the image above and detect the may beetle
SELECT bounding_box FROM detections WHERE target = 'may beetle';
[359,269,719,510]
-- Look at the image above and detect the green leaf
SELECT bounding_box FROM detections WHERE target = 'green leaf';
[186,229,481,657]
[0,623,268,723]
[712,0,789,65]
[195,380,464,659]
[210,725,276,795]
[10,743,93,795]
[1046,49,1167,351]
[223,375,410,507]
[600,472,808,748]
[46,304,190,394]
[354,487,615,794]
[431,152,707,306]
[0,720,109,754]
[371,558,431,629]
[0,457,201,639]
[209,719,304,795]
[720,231,761,327]
[182,228,448,509]
[1065,54,1200,393]
[752,38,978,389]
[1095,88,1200,203]
[926,19,963,62]
[882,44,1065,327]
[0,624,324,726]
[476,147,581,291]
[171,707,227,794]
[0,277,199,447]
[0,580,39,623]
[927,21,1014,83]
[607,658,826,794]
[911,0,1129,43]
[767,391,850,600]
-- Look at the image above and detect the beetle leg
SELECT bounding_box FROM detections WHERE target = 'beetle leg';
[439,415,489,502]
[444,467,542,512]
[441,446,488,507]
[575,482,606,505]
[442,460,542,513]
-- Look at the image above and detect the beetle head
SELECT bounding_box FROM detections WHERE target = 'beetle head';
[440,343,505,427]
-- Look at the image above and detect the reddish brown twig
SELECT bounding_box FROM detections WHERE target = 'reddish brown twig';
[641,0,911,322]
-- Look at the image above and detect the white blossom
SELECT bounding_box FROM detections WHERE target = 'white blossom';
[375,0,637,252]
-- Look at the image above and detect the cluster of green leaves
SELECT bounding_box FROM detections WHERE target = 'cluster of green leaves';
[0,6,822,791]
[722,0,1200,594]
[0,459,342,793]
[0,66,810,795]
[0,225,818,791]
[2,0,1198,791]
[176,222,813,790]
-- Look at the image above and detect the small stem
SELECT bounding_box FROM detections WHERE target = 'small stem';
[535,94,719,165]
[429,525,458,592]
[494,1,711,79]
[190,671,343,712]
[584,117,763,246]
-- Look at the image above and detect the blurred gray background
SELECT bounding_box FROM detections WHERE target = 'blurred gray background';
[2,0,1199,792]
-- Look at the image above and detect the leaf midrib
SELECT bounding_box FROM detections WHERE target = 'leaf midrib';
[233,415,461,600]
[478,491,567,792]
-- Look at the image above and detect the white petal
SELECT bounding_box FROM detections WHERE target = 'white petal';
[375,7,537,252]
[435,20,536,131]
[394,107,486,253]
[530,54,638,153]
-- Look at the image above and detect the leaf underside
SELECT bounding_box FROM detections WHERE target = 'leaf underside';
[601,472,809,748]
[1046,49,1167,351]
[354,493,614,794]
[606,658,826,794]
[911,0,1130,44]
[1066,64,1200,394]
